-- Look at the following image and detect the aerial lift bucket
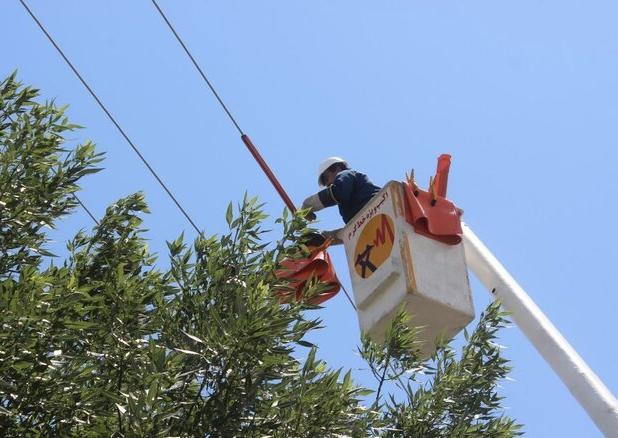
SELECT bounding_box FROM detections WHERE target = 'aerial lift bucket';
[341,156,474,357]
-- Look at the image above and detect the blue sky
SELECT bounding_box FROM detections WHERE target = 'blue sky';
[3,1,617,436]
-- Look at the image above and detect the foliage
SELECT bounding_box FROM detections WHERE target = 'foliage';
[0,72,103,278]
[0,74,521,437]
[361,305,522,437]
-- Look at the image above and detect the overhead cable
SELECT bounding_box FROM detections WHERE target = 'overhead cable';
[150,0,243,136]
[150,0,298,214]
[18,0,202,235]
[150,0,358,311]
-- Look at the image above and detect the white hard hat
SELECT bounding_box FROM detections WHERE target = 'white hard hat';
[318,157,349,186]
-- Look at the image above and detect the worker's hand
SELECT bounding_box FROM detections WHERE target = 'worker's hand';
[301,193,324,221]
[322,228,344,245]
[301,193,324,212]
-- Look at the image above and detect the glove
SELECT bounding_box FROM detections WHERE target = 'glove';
[301,193,325,212]
[322,228,344,245]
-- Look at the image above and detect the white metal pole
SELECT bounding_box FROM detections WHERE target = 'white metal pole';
[462,223,618,437]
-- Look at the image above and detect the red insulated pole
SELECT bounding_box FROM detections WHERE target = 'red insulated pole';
[241,134,297,213]
[149,1,298,215]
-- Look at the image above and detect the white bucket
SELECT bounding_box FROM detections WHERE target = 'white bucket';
[342,181,474,357]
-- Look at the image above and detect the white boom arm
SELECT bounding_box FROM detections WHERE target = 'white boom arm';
[462,224,618,437]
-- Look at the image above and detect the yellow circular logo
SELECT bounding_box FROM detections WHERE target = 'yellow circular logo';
[354,214,395,279]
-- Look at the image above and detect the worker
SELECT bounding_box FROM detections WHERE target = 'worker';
[301,157,381,242]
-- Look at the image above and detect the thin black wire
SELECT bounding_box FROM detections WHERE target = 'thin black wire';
[340,283,357,311]
[65,185,99,225]
[4,112,99,225]
[150,1,358,312]
[18,0,202,236]
[151,0,244,136]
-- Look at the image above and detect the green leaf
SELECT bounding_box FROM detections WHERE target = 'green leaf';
[174,348,201,356]
[297,340,315,348]
[182,330,205,344]
[226,202,233,226]
[147,379,158,406]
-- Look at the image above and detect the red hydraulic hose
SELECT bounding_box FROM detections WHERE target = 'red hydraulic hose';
[241,134,297,213]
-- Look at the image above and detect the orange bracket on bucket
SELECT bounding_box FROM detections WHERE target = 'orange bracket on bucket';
[403,154,463,245]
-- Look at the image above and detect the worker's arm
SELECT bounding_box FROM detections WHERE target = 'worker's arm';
[322,228,344,245]
[302,186,339,213]
[301,193,325,212]
[302,170,356,215]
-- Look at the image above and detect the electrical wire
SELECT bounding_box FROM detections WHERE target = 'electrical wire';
[150,0,358,311]
[150,0,244,136]
[150,0,298,213]
[18,0,202,235]
[17,0,358,311]
[340,283,357,311]
[72,195,99,225]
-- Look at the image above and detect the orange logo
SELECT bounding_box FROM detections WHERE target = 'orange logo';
[354,214,395,279]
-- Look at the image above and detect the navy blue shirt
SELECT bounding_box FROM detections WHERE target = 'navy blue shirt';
[317,169,381,223]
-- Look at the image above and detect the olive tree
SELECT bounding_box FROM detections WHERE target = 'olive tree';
[0,74,521,437]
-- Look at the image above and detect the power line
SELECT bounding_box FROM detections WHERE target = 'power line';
[341,283,357,311]
[16,0,357,310]
[149,0,298,213]
[18,0,202,236]
[150,0,244,136]
[71,192,99,225]
[150,0,358,311]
